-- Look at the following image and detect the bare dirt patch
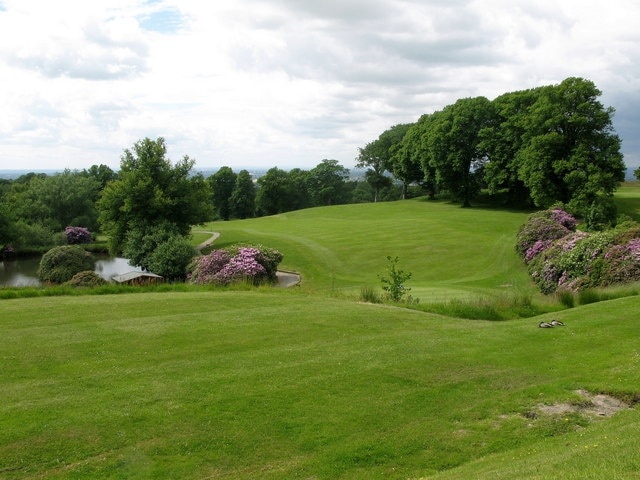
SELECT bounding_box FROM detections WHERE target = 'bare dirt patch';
[536,389,630,418]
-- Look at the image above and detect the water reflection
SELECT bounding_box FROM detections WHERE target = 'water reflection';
[0,255,143,287]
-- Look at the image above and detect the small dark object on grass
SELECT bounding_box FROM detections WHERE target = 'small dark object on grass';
[539,321,554,328]
[550,319,565,326]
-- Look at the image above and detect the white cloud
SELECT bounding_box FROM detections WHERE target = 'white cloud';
[0,0,638,172]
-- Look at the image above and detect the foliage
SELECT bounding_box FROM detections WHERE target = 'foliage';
[97,137,213,255]
[209,166,237,221]
[363,77,624,212]
[426,96,495,207]
[37,245,95,284]
[121,221,182,271]
[147,235,197,281]
[307,159,351,206]
[1,169,101,241]
[189,244,282,286]
[64,226,92,244]
[518,207,640,293]
[229,169,256,219]
[65,270,108,287]
[379,255,412,302]
[256,167,298,216]
[515,209,576,259]
[357,124,410,201]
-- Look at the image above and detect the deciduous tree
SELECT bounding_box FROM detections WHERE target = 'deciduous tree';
[209,166,237,221]
[97,137,212,256]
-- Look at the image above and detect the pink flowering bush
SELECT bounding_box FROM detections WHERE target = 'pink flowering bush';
[64,226,92,244]
[189,244,282,286]
[515,210,575,259]
[601,238,640,286]
[519,209,640,293]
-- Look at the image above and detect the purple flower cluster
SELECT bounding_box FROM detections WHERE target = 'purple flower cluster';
[189,249,231,284]
[520,207,640,293]
[189,246,279,286]
[557,231,589,252]
[64,226,92,244]
[550,209,577,230]
[524,239,552,263]
[213,247,266,284]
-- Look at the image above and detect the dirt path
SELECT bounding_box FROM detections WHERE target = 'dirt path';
[193,230,301,287]
[194,231,220,253]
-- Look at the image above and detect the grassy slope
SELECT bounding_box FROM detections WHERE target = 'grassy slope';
[1,292,639,479]
[2,188,640,479]
[198,198,535,300]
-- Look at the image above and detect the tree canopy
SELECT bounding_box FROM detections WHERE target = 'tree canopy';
[365,77,625,217]
[97,137,212,256]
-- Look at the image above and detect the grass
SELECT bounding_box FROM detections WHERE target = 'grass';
[2,185,640,478]
[198,198,535,299]
[1,292,640,479]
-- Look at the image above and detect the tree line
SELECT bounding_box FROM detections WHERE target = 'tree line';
[0,139,400,255]
[0,77,630,258]
[358,77,626,227]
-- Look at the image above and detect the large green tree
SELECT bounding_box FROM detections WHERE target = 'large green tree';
[230,169,256,219]
[515,77,625,211]
[357,124,410,201]
[97,137,212,256]
[256,167,296,216]
[427,97,494,207]
[307,159,350,206]
[479,87,543,205]
[3,170,101,232]
[209,166,237,221]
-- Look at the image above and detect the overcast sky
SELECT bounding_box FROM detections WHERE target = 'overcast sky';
[1,0,639,173]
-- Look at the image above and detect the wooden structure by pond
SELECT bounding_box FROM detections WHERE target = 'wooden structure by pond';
[112,271,163,286]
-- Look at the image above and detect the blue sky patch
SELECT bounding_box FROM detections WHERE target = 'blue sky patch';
[139,7,184,34]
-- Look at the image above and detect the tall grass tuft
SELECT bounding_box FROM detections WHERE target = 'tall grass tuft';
[359,286,382,304]
[556,289,575,308]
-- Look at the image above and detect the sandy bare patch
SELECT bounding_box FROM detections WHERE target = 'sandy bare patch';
[536,389,629,417]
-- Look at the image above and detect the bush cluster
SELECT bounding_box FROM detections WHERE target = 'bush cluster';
[189,244,283,286]
[516,209,640,293]
[64,226,92,244]
[38,245,95,284]
[66,270,108,287]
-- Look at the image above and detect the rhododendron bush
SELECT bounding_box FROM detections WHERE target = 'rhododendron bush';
[189,244,283,286]
[64,226,92,244]
[516,209,640,293]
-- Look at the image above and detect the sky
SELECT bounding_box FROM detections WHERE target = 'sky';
[0,0,639,173]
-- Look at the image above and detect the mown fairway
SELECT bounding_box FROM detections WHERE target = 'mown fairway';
[2,190,640,479]
[1,291,639,479]
[199,198,535,300]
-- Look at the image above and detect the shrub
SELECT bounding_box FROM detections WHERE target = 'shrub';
[515,212,573,259]
[38,246,95,284]
[147,235,196,281]
[189,245,282,286]
[600,238,640,286]
[585,196,617,231]
[64,226,92,244]
[379,255,412,302]
[66,270,108,287]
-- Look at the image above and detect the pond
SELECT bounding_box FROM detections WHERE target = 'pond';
[0,255,142,287]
